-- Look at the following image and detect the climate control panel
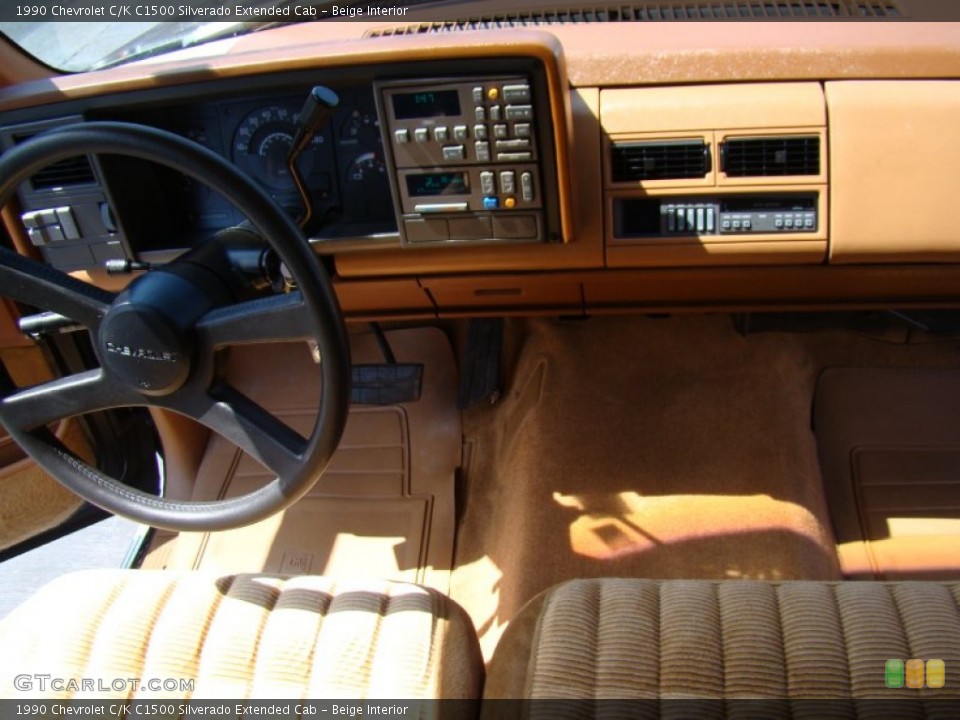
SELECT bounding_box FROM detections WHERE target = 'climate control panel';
[376,76,549,246]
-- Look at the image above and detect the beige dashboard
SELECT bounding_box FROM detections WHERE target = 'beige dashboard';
[2,23,960,318]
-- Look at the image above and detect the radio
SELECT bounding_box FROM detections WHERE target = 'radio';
[376,76,550,246]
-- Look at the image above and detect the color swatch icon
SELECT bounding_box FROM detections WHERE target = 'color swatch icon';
[886,659,946,689]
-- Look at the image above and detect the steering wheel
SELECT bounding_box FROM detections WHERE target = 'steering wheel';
[0,122,351,532]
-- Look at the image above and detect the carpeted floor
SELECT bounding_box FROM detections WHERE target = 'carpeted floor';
[449,314,960,658]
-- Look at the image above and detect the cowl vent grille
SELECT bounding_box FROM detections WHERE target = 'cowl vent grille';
[29,156,97,191]
[611,140,711,182]
[367,1,903,36]
[721,136,820,177]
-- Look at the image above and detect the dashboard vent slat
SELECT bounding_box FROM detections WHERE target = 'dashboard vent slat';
[611,140,711,182]
[29,157,97,190]
[721,136,820,177]
[366,0,903,36]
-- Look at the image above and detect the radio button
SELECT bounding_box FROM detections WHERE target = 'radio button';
[394,129,410,144]
[453,125,469,141]
[493,124,508,139]
[434,126,449,142]
[521,172,534,202]
[414,127,429,143]
[476,141,491,162]
[514,123,532,138]
[474,124,488,140]
[503,84,531,103]
[505,105,533,121]
[500,171,516,195]
[442,145,466,161]
[480,171,496,196]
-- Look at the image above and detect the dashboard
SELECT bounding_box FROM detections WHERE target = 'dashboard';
[0,53,567,275]
[2,20,960,319]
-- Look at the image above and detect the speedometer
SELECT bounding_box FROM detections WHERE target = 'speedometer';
[232,105,325,191]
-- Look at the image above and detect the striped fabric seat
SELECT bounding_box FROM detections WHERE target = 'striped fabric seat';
[0,570,483,704]
[485,578,960,709]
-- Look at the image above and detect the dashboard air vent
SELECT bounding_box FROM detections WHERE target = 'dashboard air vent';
[611,140,711,182]
[366,1,903,35]
[721,136,820,177]
[29,156,97,190]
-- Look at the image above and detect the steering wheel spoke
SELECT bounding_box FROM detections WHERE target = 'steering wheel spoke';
[167,383,308,480]
[196,291,310,350]
[0,369,140,431]
[0,246,113,330]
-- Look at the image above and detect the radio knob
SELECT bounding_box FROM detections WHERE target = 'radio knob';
[480,171,496,196]
[521,172,534,202]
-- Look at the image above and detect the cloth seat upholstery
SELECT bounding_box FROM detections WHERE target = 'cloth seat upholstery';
[0,570,483,703]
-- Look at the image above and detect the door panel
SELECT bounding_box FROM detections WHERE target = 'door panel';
[0,299,85,552]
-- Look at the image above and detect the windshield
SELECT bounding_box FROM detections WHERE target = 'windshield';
[0,18,267,73]
[0,0,457,73]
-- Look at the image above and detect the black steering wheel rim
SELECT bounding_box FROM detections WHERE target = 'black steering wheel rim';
[0,121,351,531]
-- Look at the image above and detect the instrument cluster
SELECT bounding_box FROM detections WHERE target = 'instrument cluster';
[127,85,397,244]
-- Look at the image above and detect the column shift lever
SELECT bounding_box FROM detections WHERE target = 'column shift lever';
[287,86,339,230]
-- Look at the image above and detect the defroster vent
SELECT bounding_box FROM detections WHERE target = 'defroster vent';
[611,139,711,182]
[721,136,820,177]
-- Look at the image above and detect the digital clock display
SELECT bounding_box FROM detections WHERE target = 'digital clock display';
[392,90,461,120]
[406,172,469,197]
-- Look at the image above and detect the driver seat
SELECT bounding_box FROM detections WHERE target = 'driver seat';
[0,570,483,702]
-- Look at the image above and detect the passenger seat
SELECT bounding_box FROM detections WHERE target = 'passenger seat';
[485,578,960,705]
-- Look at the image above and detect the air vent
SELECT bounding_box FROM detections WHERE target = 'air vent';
[10,132,97,191]
[720,136,820,177]
[29,156,97,191]
[611,140,711,182]
[367,1,903,35]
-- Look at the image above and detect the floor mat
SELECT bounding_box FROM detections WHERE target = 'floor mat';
[814,367,960,581]
[149,327,461,593]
